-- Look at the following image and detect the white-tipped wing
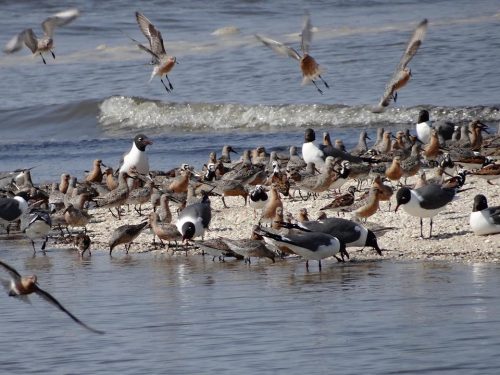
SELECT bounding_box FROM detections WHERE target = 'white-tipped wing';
[135,12,166,57]
[301,12,313,55]
[255,34,301,61]
[42,8,80,37]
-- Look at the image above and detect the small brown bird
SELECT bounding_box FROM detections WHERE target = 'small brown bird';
[148,212,182,248]
[64,204,91,234]
[109,221,148,255]
[352,187,382,221]
[372,175,394,211]
[74,233,91,256]
[320,185,357,213]
[385,156,403,183]
[374,19,428,111]
[0,259,103,334]
[468,163,500,185]
[260,185,283,225]
[255,12,329,94]
[85,159,105,183]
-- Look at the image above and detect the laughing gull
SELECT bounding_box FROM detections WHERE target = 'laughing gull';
[176,192,212,241]
[118,134,153,176]
[416,110,455,144]
[23,209,51,254]
[255,227,347,270]
[395,181,462,238]
[130,12,178,92]
[469,194,500,235]
[373,19,428,111]
[255,12,329,94]
[0,192,29,234]
[109,221,149,255]
[278,217,383,255]
[3,9,80,64]
[0,260,104,334]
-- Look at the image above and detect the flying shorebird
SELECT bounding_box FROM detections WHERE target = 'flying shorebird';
[255,12,329,94]
[3,9,80,64]
[0,259,104,334]
[128,11,178,92]
[373,19,428,112]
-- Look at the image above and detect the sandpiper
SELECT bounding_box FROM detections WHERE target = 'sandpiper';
[255,12,329,94]
[3,8,80,64]
[0,260,103,334]
[109,221,149,255]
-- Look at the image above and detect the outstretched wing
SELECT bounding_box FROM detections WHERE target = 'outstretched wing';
[375,19,428,109]
[135,12,166,57]
[42,8,80,37]
[255,34,301,61]
[301,12,313,55]
[35,286,105,334]
[396,19,428,71]
[4,31,26,53]
[0,260,22,280]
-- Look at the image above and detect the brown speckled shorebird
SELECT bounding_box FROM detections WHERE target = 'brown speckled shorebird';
[148,212,182,249]
[95,171,135,219]
[468,163,500,185]
[85,159,106,183]
[255,12,329,94]
[3,9,80,64]
[64,204,91,234]
[128,179,155,215]
[374,19,428,111]
[372,175,394,211]
[0,259,103,334]
[422,129,442,162]
[220,237,275,264]
[74,233,91,256]
[59,173,71,194]
[219,145,237,164]
[194,238,244,262]
[352,187,382,221]
[320,185,357,213]
[109,221,149,255]
[105,168,118,191]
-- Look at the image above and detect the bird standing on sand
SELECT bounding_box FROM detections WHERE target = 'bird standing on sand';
[109,221,149,255]
[255,12,329,94]
[130,11,178,93]
[3,9,80,64]
[119,134,153,175]
[374,19,428,111]
[395,178,463,238]
[0,260,103,334]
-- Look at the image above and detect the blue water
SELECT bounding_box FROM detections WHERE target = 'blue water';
[1,1,500,373]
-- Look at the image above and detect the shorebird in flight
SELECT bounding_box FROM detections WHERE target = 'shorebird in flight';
[373,19,428,112]
[0,259,104,334]
[3,9,80,64]
[255,12,329,94]
[129,11,178,93]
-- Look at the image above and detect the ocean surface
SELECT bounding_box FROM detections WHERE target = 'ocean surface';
[1,0,500,373]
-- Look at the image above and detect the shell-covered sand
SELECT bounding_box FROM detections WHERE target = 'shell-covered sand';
[53,174,500,263]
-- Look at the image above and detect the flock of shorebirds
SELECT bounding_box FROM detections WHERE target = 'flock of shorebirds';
[4,8,428,110]
[1,8,499,334]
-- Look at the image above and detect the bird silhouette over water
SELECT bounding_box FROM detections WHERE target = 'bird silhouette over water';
[0,259,104,334]
[255,12,329,94]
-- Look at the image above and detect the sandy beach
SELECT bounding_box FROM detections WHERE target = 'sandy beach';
[49,172,500,264]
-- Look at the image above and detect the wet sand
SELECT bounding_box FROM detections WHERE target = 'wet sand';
[53,174,500,263]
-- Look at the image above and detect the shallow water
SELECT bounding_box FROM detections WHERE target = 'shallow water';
[1,239,500,374]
